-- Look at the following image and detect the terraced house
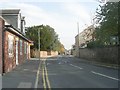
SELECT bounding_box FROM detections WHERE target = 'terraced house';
[0,9,32,75]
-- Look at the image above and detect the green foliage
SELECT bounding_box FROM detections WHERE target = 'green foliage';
[92,2,119,47]
[26,25,63,51]
[87,40,105,48]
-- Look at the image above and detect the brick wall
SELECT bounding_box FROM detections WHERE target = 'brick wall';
[18,40,27,64]
[33,50,48,58]
[48,51,58,57]
[18,39,24,64]
[4,31,16,73]
[0,18,4,75]
[4,31,28,73]
[31,49,58,58]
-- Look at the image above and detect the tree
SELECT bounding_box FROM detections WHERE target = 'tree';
[26,25,64,51]
[26,26,39,49]
[93,2,119,46]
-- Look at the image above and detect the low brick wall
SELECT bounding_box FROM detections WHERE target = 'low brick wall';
[79,46,119,64]
[47,51,58,57]
[31,49,58,58]
[32,50,47,58]
[40,51,47,57]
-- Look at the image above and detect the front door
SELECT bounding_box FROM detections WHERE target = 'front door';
[16,41,19,65]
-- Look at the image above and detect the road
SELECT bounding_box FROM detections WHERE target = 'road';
[2,55,119,89]
[45,55,119,88]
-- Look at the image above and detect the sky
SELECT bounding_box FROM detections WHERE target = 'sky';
[0,0,100,50]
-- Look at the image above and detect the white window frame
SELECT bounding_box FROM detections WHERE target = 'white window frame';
[8,35,14,57]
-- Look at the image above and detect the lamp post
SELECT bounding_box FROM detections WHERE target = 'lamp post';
[38,28,40,61]
[77,22,80,57]
[38,26,43,60]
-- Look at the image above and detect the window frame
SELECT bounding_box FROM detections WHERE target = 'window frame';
[8,35,14,57]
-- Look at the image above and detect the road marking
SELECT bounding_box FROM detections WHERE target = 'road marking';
[91,71,119,81]
[18,82,32,88]
[42,60,51,90]
[44,63,51,90]
[70,64,83,69]
[42,66,46,89]
[34,61,41,88]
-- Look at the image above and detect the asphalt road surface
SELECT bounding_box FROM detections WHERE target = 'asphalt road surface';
[2,55,119,89]
[46,55,119,88]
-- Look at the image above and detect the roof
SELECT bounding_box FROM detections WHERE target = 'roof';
[0,9,20,14]
[75,25,95,38]
[4,25,32,43]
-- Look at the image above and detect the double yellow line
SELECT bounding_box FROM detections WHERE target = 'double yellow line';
[42,60,51,90]
[34,60,42,89]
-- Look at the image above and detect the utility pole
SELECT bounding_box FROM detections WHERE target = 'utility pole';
[38,28,40,61]
[77,22,80,57]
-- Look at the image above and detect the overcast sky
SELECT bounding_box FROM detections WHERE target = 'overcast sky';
[0,0,100,49]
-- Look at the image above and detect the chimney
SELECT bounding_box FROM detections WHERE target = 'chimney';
[21,16,26,35]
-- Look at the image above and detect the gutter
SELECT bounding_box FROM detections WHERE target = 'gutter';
[4,25,32,43]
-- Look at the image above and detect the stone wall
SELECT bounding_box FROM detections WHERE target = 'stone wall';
[79,46,119,64]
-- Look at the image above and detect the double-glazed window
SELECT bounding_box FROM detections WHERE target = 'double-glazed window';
[20,40,22,55]
[8,35,14,57]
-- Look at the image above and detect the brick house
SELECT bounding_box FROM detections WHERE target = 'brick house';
[0,9,32,75]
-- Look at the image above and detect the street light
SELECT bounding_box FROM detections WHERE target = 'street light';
[77,22,80,57]
[38,28,40,61]
[38,26,43,60]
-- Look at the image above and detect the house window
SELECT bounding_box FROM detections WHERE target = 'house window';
[8,35,14,57]
[20,40,22,55]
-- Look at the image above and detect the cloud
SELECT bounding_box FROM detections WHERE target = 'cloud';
[0,2,78,49]
[0,2,98,49]
[62,2,92,26]
[0,0,100,2]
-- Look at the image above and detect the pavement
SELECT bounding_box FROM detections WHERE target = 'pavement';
[2,55,119,89]
[2,60,41,88]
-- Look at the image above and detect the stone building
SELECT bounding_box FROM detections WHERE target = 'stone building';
[75,25,95,57]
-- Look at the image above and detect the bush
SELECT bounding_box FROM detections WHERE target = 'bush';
[87,41,104,48]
